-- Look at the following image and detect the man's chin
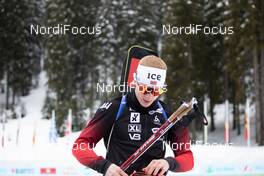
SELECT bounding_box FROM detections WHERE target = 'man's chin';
[141,100,152,107]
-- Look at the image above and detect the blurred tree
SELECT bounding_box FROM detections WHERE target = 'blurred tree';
[223,0,254,136]
[0,0,44,111]
[251,0,264,145]
[197,0,226,132]
[44,0,101,135]
[163,0,225,134]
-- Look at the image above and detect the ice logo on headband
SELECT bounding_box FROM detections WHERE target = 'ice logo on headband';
[147,73,161,80]
[134,65,166,87]
[147,73,161,85]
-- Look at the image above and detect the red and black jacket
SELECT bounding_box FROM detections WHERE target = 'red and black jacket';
[72,91,194,175]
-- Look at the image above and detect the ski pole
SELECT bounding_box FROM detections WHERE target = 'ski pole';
[120,97,198,171]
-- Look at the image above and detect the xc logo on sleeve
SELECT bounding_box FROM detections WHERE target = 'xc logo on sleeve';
[99,102,112,110]
[130,112,140,123]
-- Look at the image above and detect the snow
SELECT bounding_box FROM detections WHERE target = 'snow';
[1,72,49,147]
[1,71,264,176]
[216,2,223,8]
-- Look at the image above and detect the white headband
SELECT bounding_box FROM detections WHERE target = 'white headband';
[134,65,167,87]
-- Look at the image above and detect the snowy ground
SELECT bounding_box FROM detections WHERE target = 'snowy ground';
[1,71,264,176]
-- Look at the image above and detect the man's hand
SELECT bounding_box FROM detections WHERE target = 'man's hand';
[105,164,128,176]
[179,109,199,127]
[142,159,169,176]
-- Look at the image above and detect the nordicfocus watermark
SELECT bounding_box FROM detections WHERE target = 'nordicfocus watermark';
[97,83,132,93]
[71,140,234,152]
[30,24,102,35]
[96,82,168,94]
[72,142,96,151]
[163,24,234,35]
[163,140,234,151]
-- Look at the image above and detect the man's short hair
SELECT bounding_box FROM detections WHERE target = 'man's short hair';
[139,55,167,70]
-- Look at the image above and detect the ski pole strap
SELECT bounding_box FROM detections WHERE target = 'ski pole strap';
[116,95,127,120]
[157,101,168,120]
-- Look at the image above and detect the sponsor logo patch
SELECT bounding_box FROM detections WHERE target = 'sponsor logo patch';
[129,133,141,140]
[128,124,141,132]
[154,116,161,125]
[149,108,163,115]
[130,112,140,123]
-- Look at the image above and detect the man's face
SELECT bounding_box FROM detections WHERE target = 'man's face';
[135,83,160,108]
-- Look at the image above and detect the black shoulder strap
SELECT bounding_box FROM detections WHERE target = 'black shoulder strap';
[157,101,168,120]
[115,95,127,120]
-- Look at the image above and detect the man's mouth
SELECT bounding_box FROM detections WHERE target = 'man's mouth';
[142,99,151,104]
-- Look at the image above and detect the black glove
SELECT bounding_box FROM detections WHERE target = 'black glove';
[179,109,199,127]
[178,104,208,127]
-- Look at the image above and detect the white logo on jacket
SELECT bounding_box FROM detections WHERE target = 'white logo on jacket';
[149,108,163,115]
[129,107,135,111]
[129,113,141,140]
[128,124,141,132]
[154,116,161,125]
[99,102,112,110]
[130,112,140,123]
[129,133,141,140]
[151,127,159,134]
